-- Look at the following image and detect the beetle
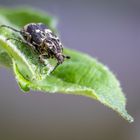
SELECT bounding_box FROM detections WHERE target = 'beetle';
[0,23,70,72]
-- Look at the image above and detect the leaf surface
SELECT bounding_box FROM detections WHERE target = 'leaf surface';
[0,8,133,122]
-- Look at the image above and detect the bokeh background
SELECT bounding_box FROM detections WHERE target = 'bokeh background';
[0,0,139,140]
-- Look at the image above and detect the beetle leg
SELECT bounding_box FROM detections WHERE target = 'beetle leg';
[0,25,21,33]
[0,25,32,42]
[39,52,51,63]
[0,25,36,50]
[39,54,47,64]
[21,33,37,52]
[21,31,32,43]
[51,62,60,73]
[0,25,34,46]
[39,55,44,63]
[51,55,70,73]
[6,37,36,51]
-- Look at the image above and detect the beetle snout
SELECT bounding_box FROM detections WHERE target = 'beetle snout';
[56,53,64,64]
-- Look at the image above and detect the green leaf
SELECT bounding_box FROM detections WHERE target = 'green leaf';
[0,7,133,122]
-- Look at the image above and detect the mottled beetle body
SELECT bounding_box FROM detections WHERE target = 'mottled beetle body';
[0,23,70,72]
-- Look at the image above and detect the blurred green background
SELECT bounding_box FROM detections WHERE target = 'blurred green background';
[0,0,139,140]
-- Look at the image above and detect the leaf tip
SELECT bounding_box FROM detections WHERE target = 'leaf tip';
[126,115,134,123]
[120,110,134,123]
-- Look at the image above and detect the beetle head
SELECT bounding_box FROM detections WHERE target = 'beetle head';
[56,53,70,64]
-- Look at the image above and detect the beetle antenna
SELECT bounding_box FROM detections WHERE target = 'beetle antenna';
[63,55,70,59]
[66,56,70,59]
